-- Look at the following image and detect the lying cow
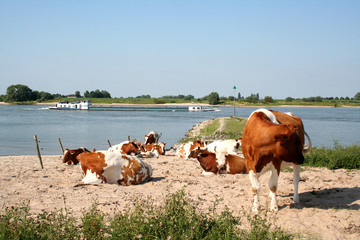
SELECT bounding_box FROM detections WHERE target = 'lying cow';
[62,147,90,165]
[108,140,142,155]
[77,151,152,185]
[144,131,161,144]
[189,147,247,175]
[140,142,166,158]
[206,139,241,155]
[175,139,206,159]
[242,109,312,211]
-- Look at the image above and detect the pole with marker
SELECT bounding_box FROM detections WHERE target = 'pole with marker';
[233,85,236,116]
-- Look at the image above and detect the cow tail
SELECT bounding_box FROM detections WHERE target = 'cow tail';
[303,131,312,154]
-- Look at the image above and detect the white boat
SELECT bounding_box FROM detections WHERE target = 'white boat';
[188,106,219,112]
[49,100,92,110]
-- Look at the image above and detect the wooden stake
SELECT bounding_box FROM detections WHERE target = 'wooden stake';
[107,140,112,147]
[34,135,44,169]
[58,138,64,154]
[128,136,130,141]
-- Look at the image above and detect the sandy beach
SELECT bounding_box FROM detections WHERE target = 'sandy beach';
[1,152,359,239]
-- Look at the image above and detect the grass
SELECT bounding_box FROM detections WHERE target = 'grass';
[181,116,247,144]
[304,141,360,170]
[0,190,295,240]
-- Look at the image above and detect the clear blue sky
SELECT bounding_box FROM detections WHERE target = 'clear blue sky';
[1,0,359,99]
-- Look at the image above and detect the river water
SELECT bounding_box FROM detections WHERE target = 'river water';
[0,104,359,156]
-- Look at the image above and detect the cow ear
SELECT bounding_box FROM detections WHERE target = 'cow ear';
[274,134,289,143]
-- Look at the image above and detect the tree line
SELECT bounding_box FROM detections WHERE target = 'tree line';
[1,84,359,105]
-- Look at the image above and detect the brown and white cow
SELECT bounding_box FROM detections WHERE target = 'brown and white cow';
[108,140,142,155]
[189,147,247,175]
[206,139,241,155]
[175,139,206,159]
[242,109,312,211]
[62,147,90,165]
[77,151,152,185]
[144,131,161,144]
[140,142,166,158]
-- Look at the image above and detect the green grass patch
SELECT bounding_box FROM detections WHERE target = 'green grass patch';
[0,190,295,239]
[304,142,360,170]
[200,119,221,136]
[222,117,247,139]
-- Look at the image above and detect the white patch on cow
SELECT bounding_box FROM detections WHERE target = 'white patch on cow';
[102,151,125,183]
[249,169,260,212]
[82,169,103,184]
[268,167,279,211]
[202,170,215,176]
[207,140,239,155]
[249,109,279,124]
[215,152,227,171]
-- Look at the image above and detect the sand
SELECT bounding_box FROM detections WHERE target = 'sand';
[0,153,359,239]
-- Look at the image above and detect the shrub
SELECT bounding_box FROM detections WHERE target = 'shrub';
[0,191,294,239]
[304,142,360,169]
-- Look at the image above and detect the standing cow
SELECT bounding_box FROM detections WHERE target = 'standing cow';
[242,109,312,211]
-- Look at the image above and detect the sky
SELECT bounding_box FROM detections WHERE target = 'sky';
[0,1,359,99]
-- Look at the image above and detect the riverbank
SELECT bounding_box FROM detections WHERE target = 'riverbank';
[1,154,359,239]
[1,101,360,108]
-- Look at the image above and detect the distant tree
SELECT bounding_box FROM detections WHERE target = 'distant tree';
[184,95,194,100]
[75,91,81,98]
[228,96,235,101]
[285,97,294,102]
[83,89,112,98]
[245,93,259,103]
[136,94,151,99]
[208,92,220,105]
[6,84,35,102]
[264,96,274,103]
[354,92,360,100]
[38,91,54,101]
[237,92,241,99]
[101,90,111,98]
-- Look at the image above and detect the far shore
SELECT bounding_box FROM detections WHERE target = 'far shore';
[1,101,359,108]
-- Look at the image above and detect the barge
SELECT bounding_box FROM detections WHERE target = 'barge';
[49,101,219,112]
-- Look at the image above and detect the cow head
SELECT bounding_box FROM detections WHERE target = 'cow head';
[190,147,218,174]
[62,147,90,165]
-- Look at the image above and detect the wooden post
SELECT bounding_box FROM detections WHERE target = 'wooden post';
[58,138,64,154]
[128,136,130,141]
[34,135,44,169]
[107,140,112,147]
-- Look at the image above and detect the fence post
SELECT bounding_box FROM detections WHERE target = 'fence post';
[128,136,130,141]
[58,138,64,154]
[34,135,44,169]
[107,140,112,147]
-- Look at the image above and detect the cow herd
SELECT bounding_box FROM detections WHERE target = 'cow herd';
[62,109,312,211]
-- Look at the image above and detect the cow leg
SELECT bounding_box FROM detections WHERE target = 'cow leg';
[249,170,260,212]
[293,164,301,203]
[268,166,279,211]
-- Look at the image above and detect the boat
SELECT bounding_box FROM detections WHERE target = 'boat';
[49,100,92,110]
[49,101,219,112]
[188,106,219,112]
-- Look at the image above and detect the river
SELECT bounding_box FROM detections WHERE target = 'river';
[0,104,359,155]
